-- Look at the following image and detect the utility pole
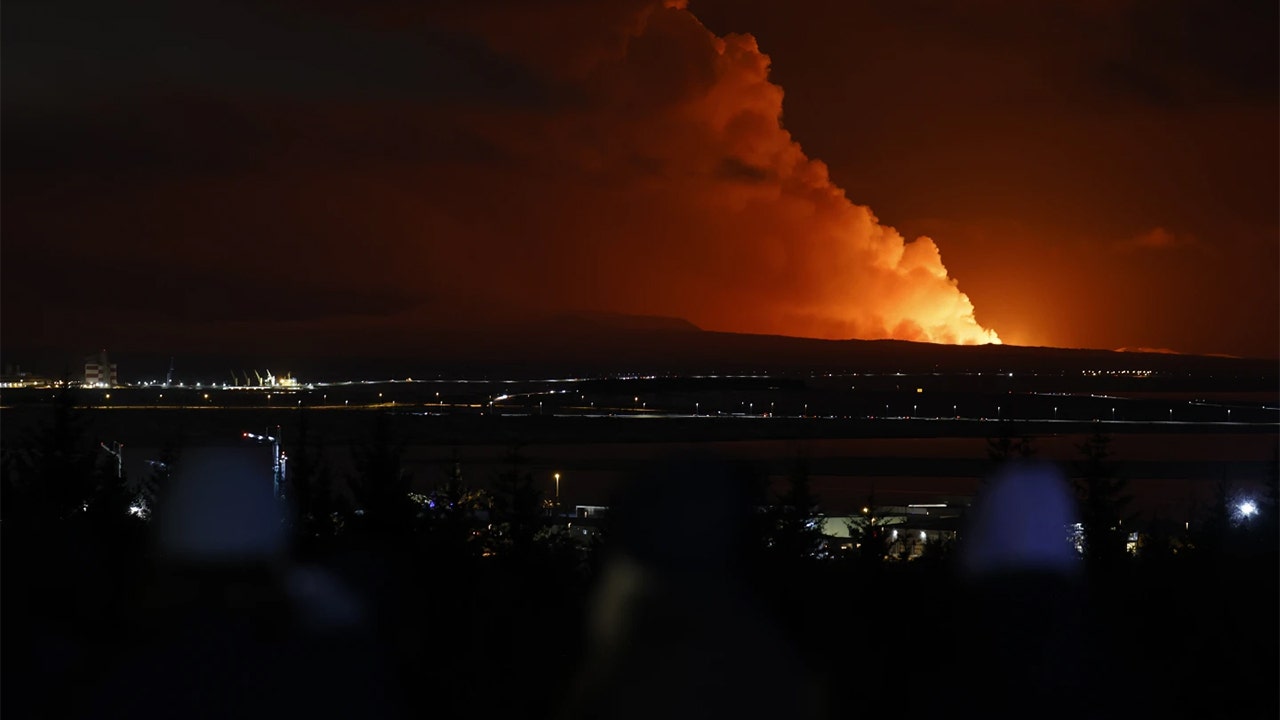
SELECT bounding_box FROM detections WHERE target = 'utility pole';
[100,441,124,478]
[243,426,287,499]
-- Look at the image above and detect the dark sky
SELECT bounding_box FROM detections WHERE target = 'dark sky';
[4,0,1276,359]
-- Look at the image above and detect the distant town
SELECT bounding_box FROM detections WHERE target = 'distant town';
[3,346,1276,544]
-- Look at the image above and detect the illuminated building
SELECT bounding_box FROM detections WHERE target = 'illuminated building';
[84,349,118,387]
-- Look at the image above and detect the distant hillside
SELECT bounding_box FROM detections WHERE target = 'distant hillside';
[5,313,1276,383]
[549,312,701,333]
[307,323,1277,381]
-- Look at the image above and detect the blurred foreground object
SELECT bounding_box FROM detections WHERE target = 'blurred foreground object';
[562,453,819,720]
[89,447,399,719]
[958,461,1090,720]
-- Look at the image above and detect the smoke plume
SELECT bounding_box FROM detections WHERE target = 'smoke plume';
[427,1,1000,344]
[3,0,1003,350]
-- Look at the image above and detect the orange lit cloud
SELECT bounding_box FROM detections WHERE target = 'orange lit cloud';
[5,0,1009,354]
[428,2,1000,344]
[1118,227,1194,252]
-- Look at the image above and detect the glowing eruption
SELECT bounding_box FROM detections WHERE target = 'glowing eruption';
[2,1,1003,350]
[449,2,1001,345]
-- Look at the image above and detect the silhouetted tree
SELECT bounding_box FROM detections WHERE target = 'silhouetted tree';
[1259,442,1280,546]
[348,412,415,538]
[7,386,97,522]
[1189,475,1277,559]
[1135,513,1180,564]
[288,410,337,549]
[1,444,24,523]
[987,420,1035,465]
[767,454,825,562]
[488,446,543,558]
[418,449,490,559]
[1073,430,1132,566]
[85,449,132,522]
[1265,442,1279,508]
[847,492,887,566]
[916,532,956,567]
[1184,481,1230,558]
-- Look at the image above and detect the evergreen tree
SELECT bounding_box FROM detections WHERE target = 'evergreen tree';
[1,443,25,523]
[846,492,887,565]
[489,446,543,558]
[348,412,414,538]
[768,454,825,562]
[9,386,98,522]
[987,420,1035,464]
[86,447,132,521]
[420,449,490,559]
[288,409,336,546]
[1259,442,1280,546]
[1136,513,1179,564]
[1072,430,1132,566]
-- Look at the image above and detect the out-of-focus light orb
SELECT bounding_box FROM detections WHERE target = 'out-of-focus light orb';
[1238,500,1257,518]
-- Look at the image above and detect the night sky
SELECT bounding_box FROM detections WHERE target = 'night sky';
[4,0,1277,359]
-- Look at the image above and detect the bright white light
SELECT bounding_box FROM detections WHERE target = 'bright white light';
[1238,500,1257,518]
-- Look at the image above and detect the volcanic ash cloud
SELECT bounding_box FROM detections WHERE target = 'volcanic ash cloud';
[435,2,1001,345]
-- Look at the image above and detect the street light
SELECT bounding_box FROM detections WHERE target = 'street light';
[243,427,286,499]
[554,472,561,506]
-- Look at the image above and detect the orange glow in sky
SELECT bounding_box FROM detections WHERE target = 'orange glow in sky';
[4,1,1275,358]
